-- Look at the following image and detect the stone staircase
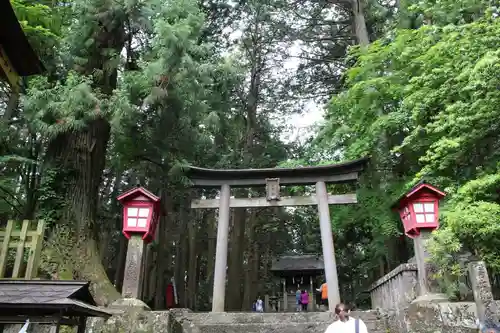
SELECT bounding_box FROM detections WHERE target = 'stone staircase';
[173,311,386,333]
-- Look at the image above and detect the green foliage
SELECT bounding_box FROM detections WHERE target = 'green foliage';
[314,3,500,293]
[23,74,106,138]
[408,0,497,25]
[440,201,500,270]
[36,167,68,225]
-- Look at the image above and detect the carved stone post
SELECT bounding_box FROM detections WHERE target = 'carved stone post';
[122,234,147,299]
[468,261,499,324]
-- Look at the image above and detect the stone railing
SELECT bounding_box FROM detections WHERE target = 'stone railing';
[369,263,418,311]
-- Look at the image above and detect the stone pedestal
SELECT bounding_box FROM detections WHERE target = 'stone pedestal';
[122,234,147,300]
[468,260,499,324]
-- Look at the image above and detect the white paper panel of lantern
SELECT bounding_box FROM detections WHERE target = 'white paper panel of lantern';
[138,218,148,228]
[424,203,434,212]
[138,208,150,218]
[413,203,424,213]
[128,217,137,227]
[128,207,138,217]
[416,214,425,223]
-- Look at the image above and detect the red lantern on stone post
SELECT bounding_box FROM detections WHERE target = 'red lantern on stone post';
[116,186,161,301]
[392,181,447,299]
[392,181,446,238]
[117,187,161,244]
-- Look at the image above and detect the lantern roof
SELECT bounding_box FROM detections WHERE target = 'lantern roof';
[117,186,160,203]
[391,180,446,210]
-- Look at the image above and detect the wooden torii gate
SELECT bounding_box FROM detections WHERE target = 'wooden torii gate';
[186,158,368,312]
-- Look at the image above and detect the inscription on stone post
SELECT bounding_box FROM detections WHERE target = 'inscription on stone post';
[266,178,281,201]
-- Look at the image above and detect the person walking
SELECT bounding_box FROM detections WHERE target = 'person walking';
[296,288,302,312]
[316,281,328,309]
[324,303,368,333]
[255,296,264,312]
[300,290,309,312]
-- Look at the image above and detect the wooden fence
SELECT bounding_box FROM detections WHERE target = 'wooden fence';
[0,220,45,279]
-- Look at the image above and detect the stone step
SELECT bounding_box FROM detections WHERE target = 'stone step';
[196,322,385,333]
[175,311,385,333]
[197,322,327,333]
[177,311,379,325]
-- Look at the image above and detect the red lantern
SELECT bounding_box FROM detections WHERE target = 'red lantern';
[117,187,161,244]
[392,181,446,238]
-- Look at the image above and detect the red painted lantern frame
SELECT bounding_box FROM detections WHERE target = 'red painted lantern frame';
[392,182,446,238]
[117,187,161,244]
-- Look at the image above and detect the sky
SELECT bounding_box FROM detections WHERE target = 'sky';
[279,43,325,144]
[224,10,329,145]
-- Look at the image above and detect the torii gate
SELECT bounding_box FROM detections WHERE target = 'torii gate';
[186,158,368,312]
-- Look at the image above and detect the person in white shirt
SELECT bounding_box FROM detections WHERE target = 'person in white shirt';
[324,303,368,333]
[255,296,264,312]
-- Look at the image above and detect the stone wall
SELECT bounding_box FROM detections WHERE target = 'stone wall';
[369,263,418,311]
[370,259,500,332]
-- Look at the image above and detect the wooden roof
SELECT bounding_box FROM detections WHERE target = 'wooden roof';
[186,157,369,188]
[0,280,111,318]
[391,180,446,210]
[117,186,160,203]
[0,0,45,76]
[271,255,325,273]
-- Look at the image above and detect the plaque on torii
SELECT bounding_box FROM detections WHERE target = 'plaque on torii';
[265,178,281,201]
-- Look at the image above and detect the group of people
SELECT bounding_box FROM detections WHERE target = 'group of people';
[295,289,310,311]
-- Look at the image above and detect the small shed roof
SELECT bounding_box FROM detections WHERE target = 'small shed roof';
[0,280,111,318]
[271,255,325,273]
[0,0,45,76]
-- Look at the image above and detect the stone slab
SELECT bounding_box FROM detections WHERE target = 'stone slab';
[85,310,386,333]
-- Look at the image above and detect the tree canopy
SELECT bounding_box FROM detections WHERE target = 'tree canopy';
[0,0,499,308]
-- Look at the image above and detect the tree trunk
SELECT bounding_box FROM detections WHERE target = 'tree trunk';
[187,211,199,309]
[154,190,173,309]
[2,92,19,121]
[227,208,246,310]
[114,234,128,292]
[175,210,188,307]
[23,133,40,219]
[142,243,155,302]
[242,211,258,309]
[42,118,120,305]
[351,0,370,45]
[206,211,216,294]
